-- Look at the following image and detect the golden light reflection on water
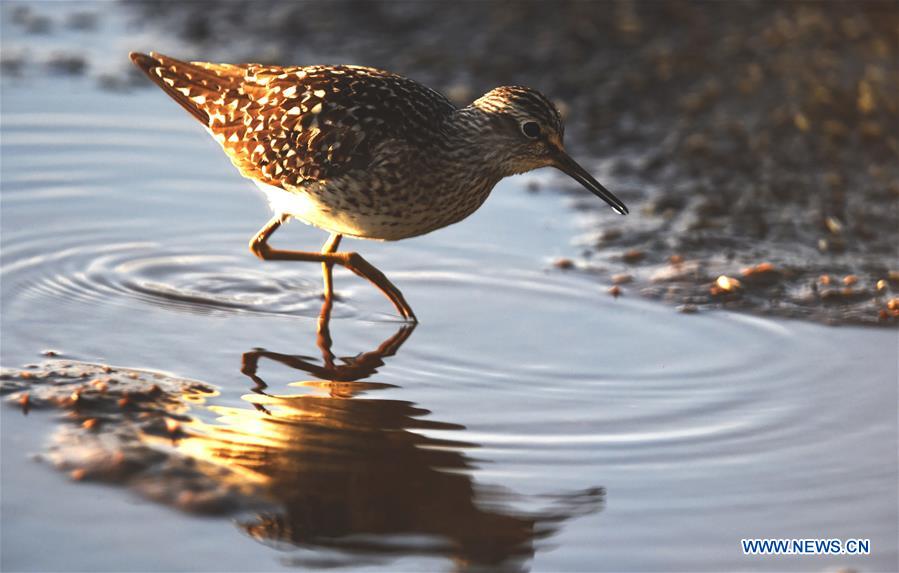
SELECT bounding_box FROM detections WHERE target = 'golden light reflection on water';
[171,308,603,569]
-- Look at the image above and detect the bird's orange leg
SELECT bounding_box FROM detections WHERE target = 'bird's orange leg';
[320,232,341,320]
[249,215,417,322]
[317,233,341,359]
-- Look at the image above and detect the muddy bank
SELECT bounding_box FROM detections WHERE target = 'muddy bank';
[0,360,264,514]
[6,0,897,325]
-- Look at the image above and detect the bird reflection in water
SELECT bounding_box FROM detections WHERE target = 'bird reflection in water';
[188,300,603,571]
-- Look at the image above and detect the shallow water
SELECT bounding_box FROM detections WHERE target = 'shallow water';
[2,36,898,573]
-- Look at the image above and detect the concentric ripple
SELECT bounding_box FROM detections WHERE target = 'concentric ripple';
[2,230,328,318]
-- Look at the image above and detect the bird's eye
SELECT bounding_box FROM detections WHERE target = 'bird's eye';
[521,121,541,139]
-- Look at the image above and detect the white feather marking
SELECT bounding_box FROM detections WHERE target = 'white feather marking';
[252,181,364,237]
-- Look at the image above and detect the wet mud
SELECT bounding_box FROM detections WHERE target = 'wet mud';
[0,360,261,514]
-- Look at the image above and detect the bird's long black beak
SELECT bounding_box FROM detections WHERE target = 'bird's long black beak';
[552,150,628,215]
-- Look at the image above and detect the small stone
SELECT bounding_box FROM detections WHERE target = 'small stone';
[711,275,741,294]
[553,258,575,270]
[90,379,108,392]
[842,274,858,286]
[611,273,633,284]
[600,228,622,242]
[824,216,843,234]
[740,262,779,284]
[677,304,698,314]
[608,285,622,297]
[165,418,181,434]
[18,393,31,414]
[622,249,645,263]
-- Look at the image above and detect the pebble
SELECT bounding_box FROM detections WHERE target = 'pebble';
[711,275,741,295]
[740,262,779,285]
[622,249,645,263]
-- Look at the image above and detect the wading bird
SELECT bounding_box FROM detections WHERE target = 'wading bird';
[130,52,628,322]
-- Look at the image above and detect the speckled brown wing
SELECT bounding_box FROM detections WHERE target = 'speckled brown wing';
[213,64,457,190]
[131,52,456,192]
[130,52,248,125]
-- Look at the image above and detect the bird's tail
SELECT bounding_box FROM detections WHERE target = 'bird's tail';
[129,51,247,125]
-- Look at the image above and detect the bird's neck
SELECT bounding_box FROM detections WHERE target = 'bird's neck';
[441,106,509,179]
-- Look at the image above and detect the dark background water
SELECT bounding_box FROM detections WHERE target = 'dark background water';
[1,2,897,572]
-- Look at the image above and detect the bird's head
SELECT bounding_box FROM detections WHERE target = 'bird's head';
[470,86,628,215]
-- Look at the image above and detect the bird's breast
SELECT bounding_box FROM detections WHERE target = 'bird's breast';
[254,168,498,241]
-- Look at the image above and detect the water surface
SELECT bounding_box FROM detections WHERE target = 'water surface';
[2,47,897,573]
